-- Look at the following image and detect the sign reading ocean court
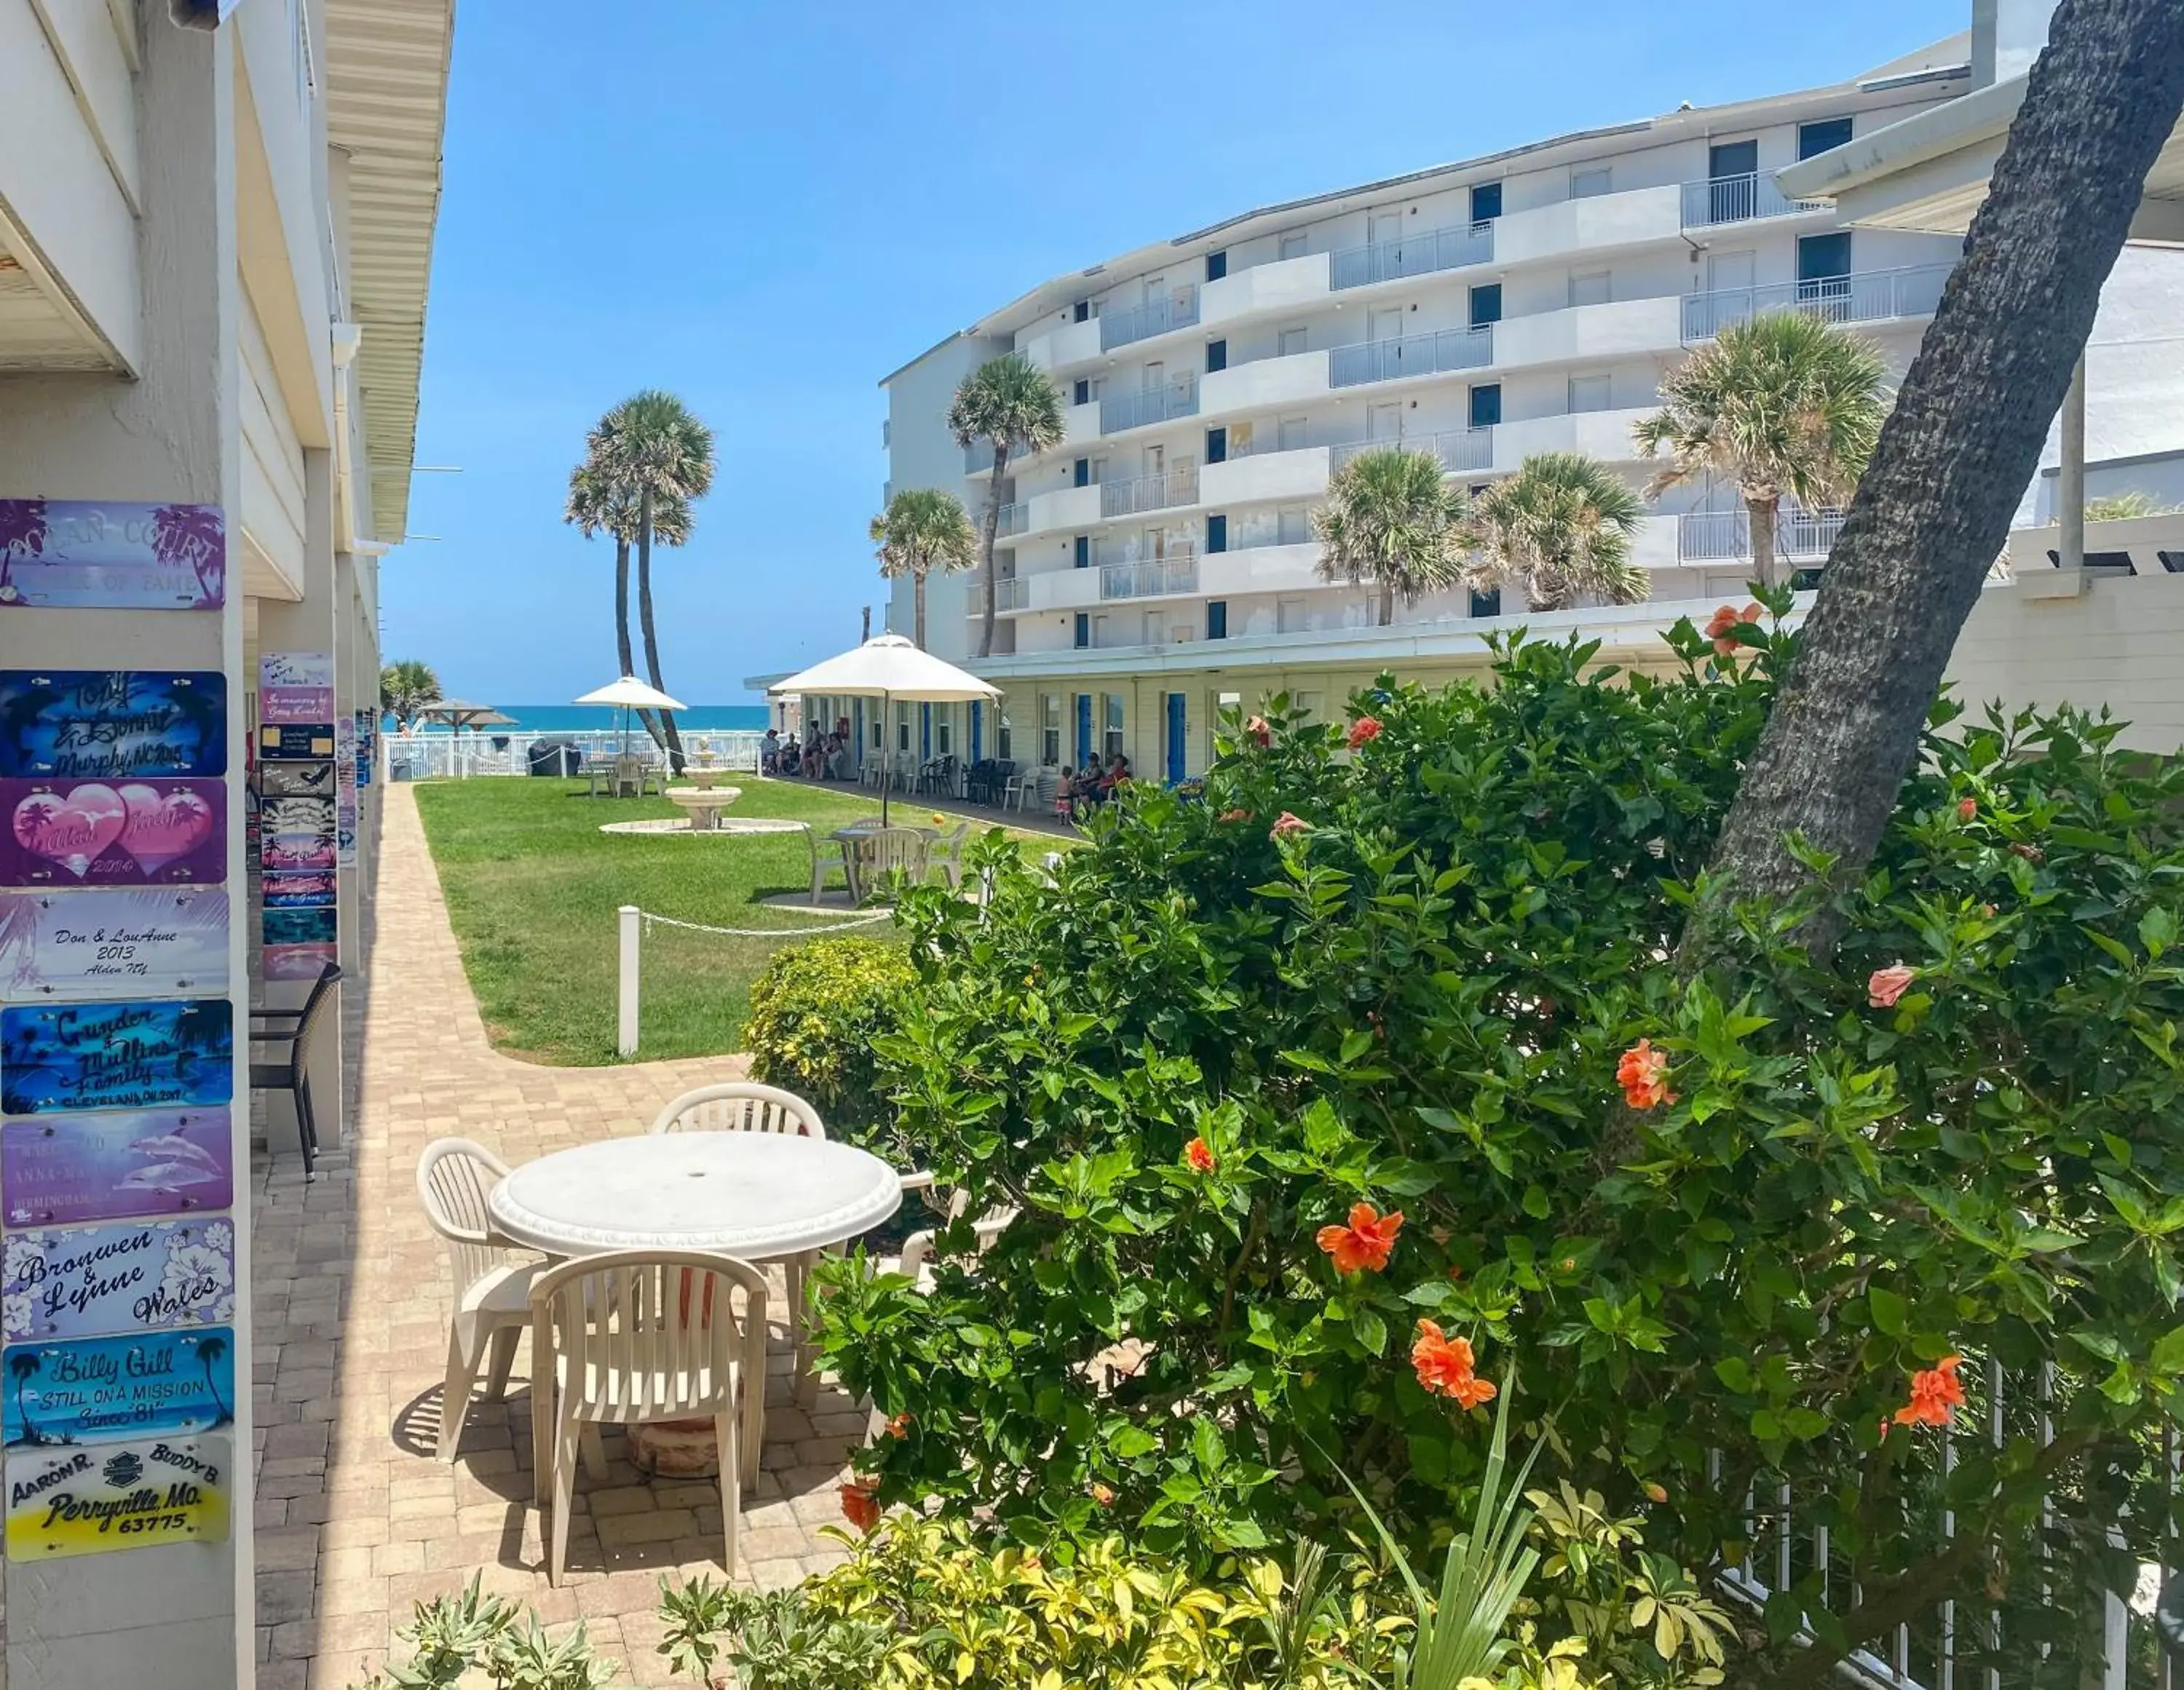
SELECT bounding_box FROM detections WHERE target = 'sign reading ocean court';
[1,1217,235,1342]
[0,997,234,1116]
[5,1433,231,1560]
[0,670,227,781]
[0,500,225,611]
[3,1328,235,1445]
[3,1108,234,1225]
[0,888,229,1001]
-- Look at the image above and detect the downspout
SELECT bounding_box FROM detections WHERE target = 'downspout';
[331,322,363,554]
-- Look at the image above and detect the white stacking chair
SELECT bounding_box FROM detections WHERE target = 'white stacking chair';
[528,1250,768,1584]
[416,1138,542,1461]
[651,1082,828,1396]
[925,822,972,890]
[808,828,852,905]
[856,826,930,896]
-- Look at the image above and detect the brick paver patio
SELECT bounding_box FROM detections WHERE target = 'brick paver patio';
[252,785,862,1690]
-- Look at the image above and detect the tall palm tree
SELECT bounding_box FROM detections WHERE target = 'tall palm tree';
[585,391,716,770]
[1465,452,1649,611]
[10,1350,39,1445]
[378,659,440,730]
[1633,311,1889,590]
[948,353,1065,658]
[869,488,976,651]
[563,464,691,745]
[1311,446,1469,625]
[195,1333,229,1427]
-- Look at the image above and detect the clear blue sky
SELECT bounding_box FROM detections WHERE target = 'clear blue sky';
[384,0,1968,706]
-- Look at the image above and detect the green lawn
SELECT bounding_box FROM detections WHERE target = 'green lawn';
[414,776,941,1066]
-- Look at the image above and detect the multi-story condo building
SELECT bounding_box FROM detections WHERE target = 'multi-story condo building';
[866,41,1975,782]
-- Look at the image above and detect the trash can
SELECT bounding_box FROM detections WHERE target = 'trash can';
[528,737,579,777]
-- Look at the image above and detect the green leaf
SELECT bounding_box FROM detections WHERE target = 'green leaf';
[1868,1285,1908,1338]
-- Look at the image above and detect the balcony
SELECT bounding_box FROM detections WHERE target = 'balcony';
[1682,263,1952,341]
[1019,314,1103,372]
[1200,349,1331,414]
[1101,555,1200,600]
[965,402,1099,475]
[1679,171,1827,230]
[1102,285,1200,352]
[1096,535,1198,568]
[1101,377,1200,435]
[1329,426,1495,476]
[992,500,1029,538]
[1101,467,1200,518]
[1329,325,1493,389]
[1677,505,1846,563]
[1203,443,1331,507]
[1330,221,1495,290]
[967,575,1031,614]
[1489,405,1657,472]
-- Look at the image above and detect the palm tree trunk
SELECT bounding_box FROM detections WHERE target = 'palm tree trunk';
[613,536,660,744]
[1379,584,1394,626]
[978,444,1007,659]
[1744,496,1782,590]
[914,571,927,651]
[636,487,686,773]
[1684,0,2184,967]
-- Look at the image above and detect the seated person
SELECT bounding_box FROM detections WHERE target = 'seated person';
[1102,753,1132,793]
[761,729,781,772]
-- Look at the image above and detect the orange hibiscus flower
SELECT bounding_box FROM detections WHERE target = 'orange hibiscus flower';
[1184,1136,1216,1173]
[1892,1354,1966,1428]
[1615,1039,1676,1110]
[1412,1320,1497,1408]
[839,1476,882,1532]
[1316,1202,1404,1274]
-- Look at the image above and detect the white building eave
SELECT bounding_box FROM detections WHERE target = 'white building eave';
[325,0,456,544]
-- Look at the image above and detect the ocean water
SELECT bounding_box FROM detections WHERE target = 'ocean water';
[389,704,769,734]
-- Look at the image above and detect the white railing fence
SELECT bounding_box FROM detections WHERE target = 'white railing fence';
[614,902,892,1055]
[385,729,767,780]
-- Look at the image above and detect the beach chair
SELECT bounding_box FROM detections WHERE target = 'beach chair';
[416,1138,542,1460]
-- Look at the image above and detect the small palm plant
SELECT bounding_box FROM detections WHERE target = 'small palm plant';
[948,353,1065,658]
[869,488,976,651]
[1312,446,1469,625]
[1465,452,1649,611]
[1633,309,1888,589]
[378,660,441,730]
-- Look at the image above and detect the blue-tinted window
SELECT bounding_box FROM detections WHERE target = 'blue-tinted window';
[1206,600,1227,640]
[1798,117,1853,160]
[1468,284,1502,328]
[1205,427,1227,464]
[1709,139,1758,179]
[1074,535,1090,568]
[1206,338,1227,373]
[1073,300,1091,322]
[1470,181,1502,223]
[1205,250,1227,282]
[1073,457,1090,488]
[1073,378,1090,405]
[1206,514,1227,553]
[1073,613,1090,648]
[1468,384,1502,428]
[1798,231,1853,282]
[1468,587,1502,619]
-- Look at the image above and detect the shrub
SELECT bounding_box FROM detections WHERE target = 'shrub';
[745,934,912,1147]
[811,604,2184,1683]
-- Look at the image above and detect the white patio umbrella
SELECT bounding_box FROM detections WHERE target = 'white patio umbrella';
[574,675,686,756]
[767,635,1000,822]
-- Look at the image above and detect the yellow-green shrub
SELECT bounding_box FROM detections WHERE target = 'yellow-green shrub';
[743,935,911,1146]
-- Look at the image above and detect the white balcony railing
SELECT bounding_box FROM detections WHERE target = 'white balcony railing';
[1102,285,1200,352]
[967,576,1029,613]
[1330,221,1495,290]
[1677,505,1847,563]
[1679,171,1827,229]
[992,500,1029,538]
[1100,467,1200,518]
[1102,378,1200,435]
[1329,325,1494,389]
[1101,557,1200,600]
[1096,536,1198,570]
[1329,427,1495,476]
[1682,263,1952,341]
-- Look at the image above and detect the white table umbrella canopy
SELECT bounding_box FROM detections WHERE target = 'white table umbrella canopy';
[768,635,1000,820]
[574,675,687,755]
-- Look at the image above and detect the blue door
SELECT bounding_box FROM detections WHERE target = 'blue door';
[1075,694,1093,767]
[969,700,983,763]
[1166,694,1187,784]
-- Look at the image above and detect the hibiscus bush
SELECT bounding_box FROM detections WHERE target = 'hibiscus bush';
[810,602,2184,1686]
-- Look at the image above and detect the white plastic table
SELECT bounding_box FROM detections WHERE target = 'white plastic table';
[489,1132,902,1408]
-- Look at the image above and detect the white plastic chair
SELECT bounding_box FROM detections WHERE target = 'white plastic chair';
[809,828,852,905]
[528,1250,768,1583]
[855,826,929,894]
[1001,766,1034,812]
[416,1138,542,1461]
[888,1178,1018,1285]
[925,822,972,890]
[649,1082,826,1139]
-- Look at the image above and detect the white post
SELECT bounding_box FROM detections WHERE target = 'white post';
[617,905,641,1056]
[2060,352,2088,572]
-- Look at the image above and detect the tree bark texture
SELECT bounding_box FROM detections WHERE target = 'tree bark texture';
[1690,0,2184,958]
[1745,495,1781,592]
[978,444,1007,659]
[913,570,927,652]
[613,538,660,747]
[636,486,686,772]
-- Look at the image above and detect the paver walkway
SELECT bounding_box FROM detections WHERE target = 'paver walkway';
[253,785,862,1690]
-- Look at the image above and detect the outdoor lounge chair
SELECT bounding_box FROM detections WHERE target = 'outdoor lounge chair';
[416,1138,542,1460]
[529,1250,767,1583]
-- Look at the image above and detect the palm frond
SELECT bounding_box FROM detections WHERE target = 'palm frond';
[1468,451,1648,609]
[947,353,1067,461]
[1312,448,1468,611]
[871,488,977,582]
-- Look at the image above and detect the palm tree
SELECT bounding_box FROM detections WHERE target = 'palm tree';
[1311,447,1469,625]
[195,1334,229,1427]
[10,1350,39,1445]
[585,391,716,770]
[563,465,692,745]
[948,354,1065,658]
[1465,452,1649,611]
[869,489,976,651]
[1633,311,1888,590]
[379,659,441,730]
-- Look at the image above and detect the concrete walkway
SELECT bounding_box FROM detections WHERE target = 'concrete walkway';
[252,785,862,1690]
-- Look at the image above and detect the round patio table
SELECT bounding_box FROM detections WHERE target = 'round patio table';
[489,1132,901,1472]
